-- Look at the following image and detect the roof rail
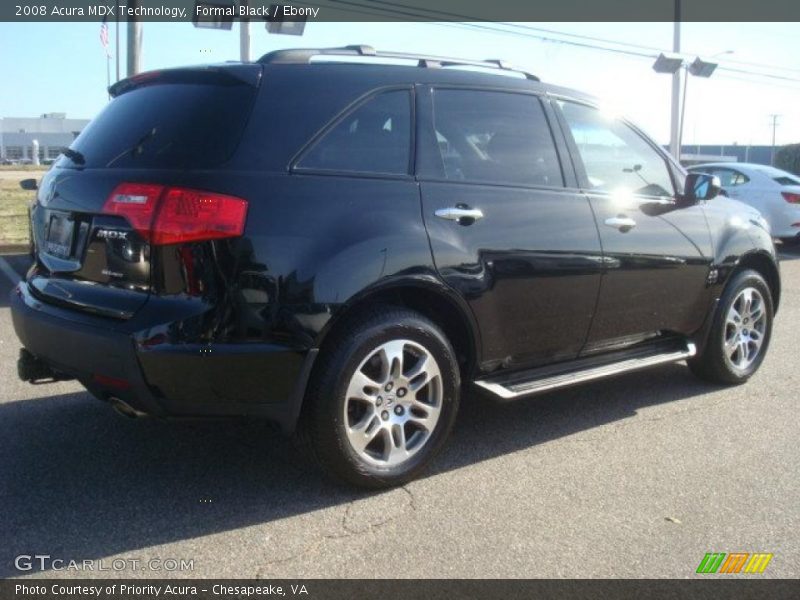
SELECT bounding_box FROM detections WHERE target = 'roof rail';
[257,45,540,81]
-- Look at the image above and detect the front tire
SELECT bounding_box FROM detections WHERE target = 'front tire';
[689,269,773,385]
[297,307,460,488]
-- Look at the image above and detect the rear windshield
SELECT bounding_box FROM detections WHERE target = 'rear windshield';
[59,82,256,169]
[774,175,800,186]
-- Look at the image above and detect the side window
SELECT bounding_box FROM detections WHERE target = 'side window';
[727,170,750,186]
[774,174,800,186]
[297,90,411,175]
[559,101,674,198]
[696,167,721,182]
[432,89,564,187]
[701,168,747,187]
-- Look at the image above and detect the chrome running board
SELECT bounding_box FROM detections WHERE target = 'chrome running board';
[475,341,696,401]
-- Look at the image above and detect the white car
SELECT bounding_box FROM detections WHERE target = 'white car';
[688,162,800,243]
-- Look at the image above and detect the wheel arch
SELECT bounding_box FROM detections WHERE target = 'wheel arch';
[313,276,482,381]
[691,249,780,357]
[732,250,781,313]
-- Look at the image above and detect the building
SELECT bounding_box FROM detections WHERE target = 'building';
[0,113,89,162]
[676,144,774,167]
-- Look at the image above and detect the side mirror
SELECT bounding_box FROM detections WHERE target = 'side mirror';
[19,178,38,191]
[682,172,721,204]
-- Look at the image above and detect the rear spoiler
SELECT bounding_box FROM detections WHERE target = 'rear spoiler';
[109,63,263,98]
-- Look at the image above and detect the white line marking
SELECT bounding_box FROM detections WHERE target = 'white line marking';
[0,257,22,285]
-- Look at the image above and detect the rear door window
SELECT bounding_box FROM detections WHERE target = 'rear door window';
[62,81,257,169]
[296,90,412,175]
[431,89,564,187]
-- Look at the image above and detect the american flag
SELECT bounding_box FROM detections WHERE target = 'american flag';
[100,15,110,57]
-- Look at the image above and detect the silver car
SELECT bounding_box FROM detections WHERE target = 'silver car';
[689,162,800,243]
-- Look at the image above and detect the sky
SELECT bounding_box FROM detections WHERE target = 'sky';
[0,21,798,146]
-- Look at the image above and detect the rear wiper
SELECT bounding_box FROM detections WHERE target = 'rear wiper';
[61,147,85,165]
[105,127,157,167]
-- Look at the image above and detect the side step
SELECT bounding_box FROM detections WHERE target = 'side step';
[475,339,696,401]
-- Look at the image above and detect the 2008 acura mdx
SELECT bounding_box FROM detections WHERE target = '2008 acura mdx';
[11,46,780,487]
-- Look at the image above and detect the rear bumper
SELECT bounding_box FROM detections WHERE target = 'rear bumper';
[770,205,800,239]
[10,282,316,431]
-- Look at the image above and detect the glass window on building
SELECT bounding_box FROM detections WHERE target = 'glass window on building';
[6,146,24,160]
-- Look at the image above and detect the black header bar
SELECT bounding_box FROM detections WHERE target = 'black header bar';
[3,0,800,22]
[3,579,800,600]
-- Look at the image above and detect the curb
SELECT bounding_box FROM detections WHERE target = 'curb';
[0,244,30,255]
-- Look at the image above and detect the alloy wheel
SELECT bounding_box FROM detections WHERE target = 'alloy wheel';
[343,339,443,467]
[723,287,767,371]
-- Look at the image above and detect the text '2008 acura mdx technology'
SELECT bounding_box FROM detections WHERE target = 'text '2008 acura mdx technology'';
[11,46,780,488]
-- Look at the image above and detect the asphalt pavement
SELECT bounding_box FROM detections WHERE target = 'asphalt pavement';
[1,248,798,579]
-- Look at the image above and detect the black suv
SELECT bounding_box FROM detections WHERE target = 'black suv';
[11,46,779,487]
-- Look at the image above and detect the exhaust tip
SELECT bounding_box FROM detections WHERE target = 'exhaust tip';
[109,397,149,419]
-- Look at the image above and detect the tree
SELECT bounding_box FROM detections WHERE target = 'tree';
[775,143,800,175]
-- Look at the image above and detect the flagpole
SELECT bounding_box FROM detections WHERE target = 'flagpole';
[115,2,120,82]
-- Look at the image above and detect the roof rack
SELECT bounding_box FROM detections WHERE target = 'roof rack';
[257,45,540,81]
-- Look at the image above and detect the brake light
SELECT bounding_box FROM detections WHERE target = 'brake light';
[782,191,800,204]
[102,183,247,245]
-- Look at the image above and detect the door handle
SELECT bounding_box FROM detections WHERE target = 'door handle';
[604,216,637,231]
[435,206,484,224]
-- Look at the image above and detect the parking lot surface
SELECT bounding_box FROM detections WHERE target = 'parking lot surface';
[1,249,798,578]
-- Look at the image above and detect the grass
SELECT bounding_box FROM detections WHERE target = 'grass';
[0,173,37,246]
[0,165,48,172]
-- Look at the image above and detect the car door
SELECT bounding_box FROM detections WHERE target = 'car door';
[554,99,713,353]
[417,87,604,371]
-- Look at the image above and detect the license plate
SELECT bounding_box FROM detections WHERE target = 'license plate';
[45,213,75,258]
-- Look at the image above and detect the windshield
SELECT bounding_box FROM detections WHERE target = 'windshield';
[59,81,257,169]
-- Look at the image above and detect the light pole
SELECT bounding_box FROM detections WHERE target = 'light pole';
[240,0,250,62]
[769,114,781,165]
[127,0,142,76]
[193,1,307,59]
[653,54,719,162]
[653,52,684,158]
[710,50,734,59]
[677,57,719,154]
[669,15,681,159]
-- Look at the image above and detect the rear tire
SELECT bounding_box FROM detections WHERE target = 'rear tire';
[296,306,460,488]
[689,269,773,385]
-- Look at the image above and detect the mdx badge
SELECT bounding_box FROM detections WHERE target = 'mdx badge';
[96,229,129,240]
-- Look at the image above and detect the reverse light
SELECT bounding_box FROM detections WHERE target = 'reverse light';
[102,183,248,245]
[781,191,800,204]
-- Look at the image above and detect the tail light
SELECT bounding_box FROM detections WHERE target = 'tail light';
[782,191,800,204]
[102,183,248,245]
